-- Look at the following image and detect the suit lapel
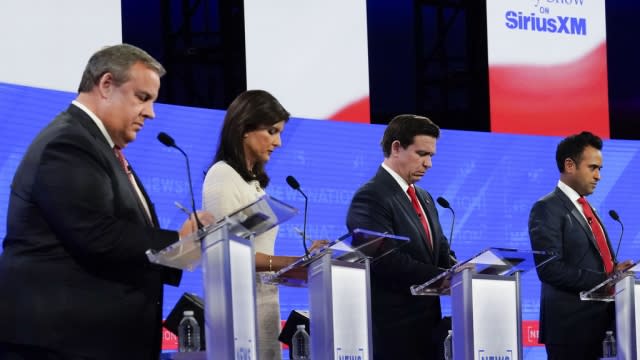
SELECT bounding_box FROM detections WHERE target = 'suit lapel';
[376,167,433,257]
[554,188,600,253]
[69,104,154,227]
[129,167,158,227]
[577,196,615,262]
[415,189,438,261]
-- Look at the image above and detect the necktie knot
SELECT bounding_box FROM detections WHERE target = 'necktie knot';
[577,196,588,206]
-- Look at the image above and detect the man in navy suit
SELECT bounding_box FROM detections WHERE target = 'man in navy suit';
[347,114,453,360]
[529,131,632,360]
[0,44,212,359]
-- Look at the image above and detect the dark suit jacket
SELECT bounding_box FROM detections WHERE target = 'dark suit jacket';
[529,187,616,345]
[0,104,181,359]
[346,167,452,358]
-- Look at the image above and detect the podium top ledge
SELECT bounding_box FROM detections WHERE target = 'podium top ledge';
[146,195,298,271]
[410,247,555,296]
[260,228,409,287]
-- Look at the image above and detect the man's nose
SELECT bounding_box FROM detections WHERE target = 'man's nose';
[143,103,155,119]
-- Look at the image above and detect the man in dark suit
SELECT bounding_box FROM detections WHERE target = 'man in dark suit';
[0,44,212,360]
[346,114,453,360]
[529,131,632,360]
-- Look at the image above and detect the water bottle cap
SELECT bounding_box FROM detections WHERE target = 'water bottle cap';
[183,310,195,316]
[606,330,613,335]
[297,325,306,330]
[448,330,452,335]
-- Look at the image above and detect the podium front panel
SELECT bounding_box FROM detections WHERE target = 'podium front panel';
[636,282,640,359]
[331,264,370,359]
[229,240,257,358]
[451,269,521,360]
[309,254,333,359]
[308,252,372,360]
[471,278,519,360]
[615,276,639,360]
[201,227,258,360]
[201,233,231,357]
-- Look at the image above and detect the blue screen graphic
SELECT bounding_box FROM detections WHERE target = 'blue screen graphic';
[2,83,639,359]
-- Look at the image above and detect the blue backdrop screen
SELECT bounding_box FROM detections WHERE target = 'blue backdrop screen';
[2,83,639,358]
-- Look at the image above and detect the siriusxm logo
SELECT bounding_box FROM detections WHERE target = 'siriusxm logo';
[505,11,587,36]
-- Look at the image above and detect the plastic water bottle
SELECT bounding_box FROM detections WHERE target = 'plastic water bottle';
[178,310,201,352]
[444,329,453,360]
[291,324,310,359]
[602,330,616,358]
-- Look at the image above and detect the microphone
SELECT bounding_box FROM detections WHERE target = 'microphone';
[437,196,457,267]
[608,210,624,259]
[286,175,309,256]
[157,132,203,229]
[436,197,455,247]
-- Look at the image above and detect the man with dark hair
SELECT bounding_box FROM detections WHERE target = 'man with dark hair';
[347,114,453,359]
[529,131,632,359]
[0,44,213,359]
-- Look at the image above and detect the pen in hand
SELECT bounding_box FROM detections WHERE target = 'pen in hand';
[174,201,191,216]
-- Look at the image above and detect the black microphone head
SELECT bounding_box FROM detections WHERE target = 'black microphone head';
[609,210,620,221]
[436,196,450,209]
[286,175,300,190]
[157,132,176,147]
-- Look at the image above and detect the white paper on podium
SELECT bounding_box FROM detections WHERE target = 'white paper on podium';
[470,251,507,267]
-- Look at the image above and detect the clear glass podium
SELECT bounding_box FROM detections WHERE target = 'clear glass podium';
[411,248,554,360]
[261,229,410,360]
[147,195,298,360]
[581,260,640,359]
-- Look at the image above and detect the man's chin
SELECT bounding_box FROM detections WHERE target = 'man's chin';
[125,133,138,144]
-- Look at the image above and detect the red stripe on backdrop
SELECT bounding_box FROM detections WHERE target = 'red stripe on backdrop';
[489,43,610,138]
[328,96,370,123]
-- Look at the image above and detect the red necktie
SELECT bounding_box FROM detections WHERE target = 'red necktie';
[114,147,152,223]
[577,197,614,274]
[407,185,432,249]
[113,147,134,183]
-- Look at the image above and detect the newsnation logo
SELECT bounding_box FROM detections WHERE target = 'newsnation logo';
[478,349,514,360]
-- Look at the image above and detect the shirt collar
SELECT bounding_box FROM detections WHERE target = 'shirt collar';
[557,179,582,203]
[381,162,411,193]
[72,100,115,149]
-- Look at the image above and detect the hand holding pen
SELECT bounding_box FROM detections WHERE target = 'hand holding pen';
[175,201,215,237]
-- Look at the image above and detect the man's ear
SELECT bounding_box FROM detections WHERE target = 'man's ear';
[96,72,114,99]
[564,157,575,173]
[390,140,402,155]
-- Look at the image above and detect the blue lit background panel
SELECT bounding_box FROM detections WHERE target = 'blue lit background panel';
[2,83,639,358]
